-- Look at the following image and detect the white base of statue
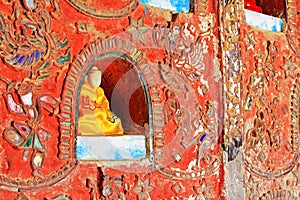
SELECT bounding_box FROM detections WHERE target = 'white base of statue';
[245,9,282,32]
[76,135,147,161]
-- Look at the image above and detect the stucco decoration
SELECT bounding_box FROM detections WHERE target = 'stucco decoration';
[240,2,300,198]
[67,0,139,18]
[286,0,300,56]
[0,0,75,189]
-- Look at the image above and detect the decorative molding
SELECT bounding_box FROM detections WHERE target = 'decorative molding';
[286,0,300,56]
[67,0,139,18]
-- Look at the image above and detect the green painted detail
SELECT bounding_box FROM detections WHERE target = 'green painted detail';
[34,134,44,150]
[0,13,6,33]
[42,62,51,69]
[23,134,33,148]
[222,143,228,152]
[56,49,71,64]
[246,97,252,110]
[57,38,68,48]
[38,74,49,80]
[0,36,3,41]
[29,39,37,43]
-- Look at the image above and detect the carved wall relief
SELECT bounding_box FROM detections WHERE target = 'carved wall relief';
[61,2,221,197]
[67,0,139,18]
[220,0,300,199]
[240,14,300,199]
[4,0,296,199]
[286,0,300,56]
[0,0,75,190]
[59,12,222,175]
[220,0,244,161]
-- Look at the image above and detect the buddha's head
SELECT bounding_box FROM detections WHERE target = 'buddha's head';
[85,66,102,87]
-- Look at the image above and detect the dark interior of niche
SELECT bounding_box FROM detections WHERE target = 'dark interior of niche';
[98,56,149,135]
[189,0,194,13]
[255,0,286,17]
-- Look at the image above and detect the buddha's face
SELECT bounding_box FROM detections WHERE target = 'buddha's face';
[86,72,102,87]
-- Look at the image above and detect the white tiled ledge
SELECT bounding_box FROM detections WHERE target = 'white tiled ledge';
[245,9,283,32]
[77,135,147,161]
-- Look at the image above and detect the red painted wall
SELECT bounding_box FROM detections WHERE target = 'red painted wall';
[0,0,299,199]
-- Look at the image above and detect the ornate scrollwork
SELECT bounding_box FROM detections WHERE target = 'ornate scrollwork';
[241,33,299,179]
[0,0,75,189]
[67,0,139,19]
[286,0,300,56]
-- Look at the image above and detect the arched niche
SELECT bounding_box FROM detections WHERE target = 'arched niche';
[74,52,151,161]
[59,37,154,163]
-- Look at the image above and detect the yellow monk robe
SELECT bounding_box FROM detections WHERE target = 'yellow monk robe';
[78,83,123,136]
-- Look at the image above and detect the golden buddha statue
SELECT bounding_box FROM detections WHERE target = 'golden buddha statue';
[78,66,123,136]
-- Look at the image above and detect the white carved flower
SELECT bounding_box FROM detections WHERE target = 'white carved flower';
[133,176,154,200]
[283,57,296,78]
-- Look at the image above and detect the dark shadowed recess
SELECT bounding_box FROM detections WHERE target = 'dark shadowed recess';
[94,56,149,135]
[256,0,285,17]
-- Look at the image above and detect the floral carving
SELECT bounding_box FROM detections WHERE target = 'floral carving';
[282,56,297,79]
[126,17,148,45]
[133,175,154,200]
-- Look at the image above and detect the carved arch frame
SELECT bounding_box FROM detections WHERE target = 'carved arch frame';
[60,37,155,164]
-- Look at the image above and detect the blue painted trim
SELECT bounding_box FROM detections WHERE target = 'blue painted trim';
[139,0,190,13]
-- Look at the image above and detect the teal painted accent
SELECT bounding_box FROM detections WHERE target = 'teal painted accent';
[0,13,6,33]
[23,134,33,148]
[56,49,71,64]
[34,134,44,150]
[76,145,88,158]
[42,62,51,69]
[114,152,122,160]
[57,39,69,48]
[130,149,146,158]
[29,39,37,43]
[38,75,49,80]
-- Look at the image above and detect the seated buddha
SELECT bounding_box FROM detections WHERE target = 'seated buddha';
[78,66,123,136]
[244,0,262,13]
